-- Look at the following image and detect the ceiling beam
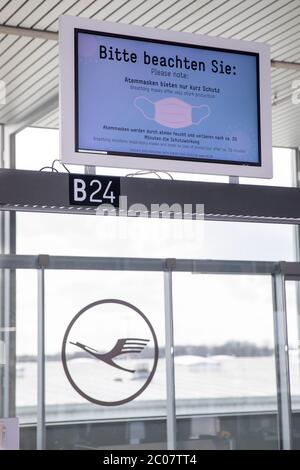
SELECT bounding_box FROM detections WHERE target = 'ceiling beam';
[0,25,58,41]
[271,60,300,71]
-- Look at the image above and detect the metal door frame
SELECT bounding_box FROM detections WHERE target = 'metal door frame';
[0,254,298,450]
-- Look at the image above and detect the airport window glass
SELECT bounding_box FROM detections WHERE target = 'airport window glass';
[16,128,296,263]
[11,127,298,449]
[173,273,278,450]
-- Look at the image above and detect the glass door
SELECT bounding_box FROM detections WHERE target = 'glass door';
[173,272,280,450]
[44,269,167,450]
[17,267,167,450]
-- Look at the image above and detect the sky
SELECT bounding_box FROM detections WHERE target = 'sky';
[14,127,298,355]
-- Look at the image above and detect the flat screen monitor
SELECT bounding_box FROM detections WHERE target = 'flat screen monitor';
[59,15,272,178]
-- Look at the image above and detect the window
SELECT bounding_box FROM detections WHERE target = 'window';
[9,126,299,449]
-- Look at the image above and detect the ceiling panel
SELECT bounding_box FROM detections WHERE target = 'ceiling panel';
[4,44,58,97]
[197,0,269,38]
[107,0,147,23]
[3,0,46,27]
[116,0,165,25]
[0,35,22,58]
[0,0,30,23]
[1,36,33,67]
[235,2,300,42]
[34,108,59,129]
[201,0,288,38]
[0,0,299,148]
[20,0,80,29]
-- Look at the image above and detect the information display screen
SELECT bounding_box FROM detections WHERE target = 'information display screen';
[76,30,260,166]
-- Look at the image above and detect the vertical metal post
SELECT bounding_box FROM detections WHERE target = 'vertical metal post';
[3,213,16,418]
[164,259,176,450]
[37,263,46,450]
[229,176,239,184]
[0,126,16,418]
[0,125,4,417]
[272,271,292,450]
[293,149,300,372]
[85,166,96,175]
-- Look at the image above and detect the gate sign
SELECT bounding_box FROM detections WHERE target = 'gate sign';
[69,174,120,207]
[60,15,272,178]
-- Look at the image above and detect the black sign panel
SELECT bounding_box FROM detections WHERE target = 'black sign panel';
[69,174,120,207]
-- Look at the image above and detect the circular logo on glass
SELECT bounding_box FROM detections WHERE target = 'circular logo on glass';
[62,299,158,406]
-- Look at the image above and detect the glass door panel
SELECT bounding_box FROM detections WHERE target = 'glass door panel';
[173,273,279,450]
[43,270,166,450]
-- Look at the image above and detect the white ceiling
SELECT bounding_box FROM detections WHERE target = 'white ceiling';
[0,0,300,148]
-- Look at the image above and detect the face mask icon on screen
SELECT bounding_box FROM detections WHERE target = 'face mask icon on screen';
[134,96,210,129]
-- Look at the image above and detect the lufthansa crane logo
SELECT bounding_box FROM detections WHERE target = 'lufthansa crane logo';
[62,299,158,406]
[70,338,150,373]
